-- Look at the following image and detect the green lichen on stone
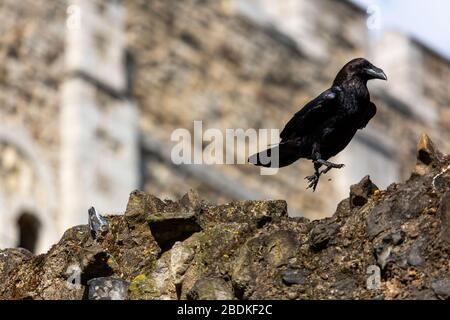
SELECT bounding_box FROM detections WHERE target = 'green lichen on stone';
[128,273,159,300]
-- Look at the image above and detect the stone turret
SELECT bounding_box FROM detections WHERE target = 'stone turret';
[60,0,139,230]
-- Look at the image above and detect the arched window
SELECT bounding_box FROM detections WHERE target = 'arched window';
[16,212,41,253]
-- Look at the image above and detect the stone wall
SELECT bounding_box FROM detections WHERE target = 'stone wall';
[233,0,366,63]
[60,0,139,232]
[125,0,370,219]
[0,0,67,252]
[371,31,450,180]
[124,0,450,219]
[0,0,140,252]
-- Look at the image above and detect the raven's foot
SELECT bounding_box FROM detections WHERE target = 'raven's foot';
[320,165,343,176]
[315,159,345,170]
[305,172,320,192]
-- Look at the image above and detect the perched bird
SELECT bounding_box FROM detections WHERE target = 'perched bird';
[249,58,387,191]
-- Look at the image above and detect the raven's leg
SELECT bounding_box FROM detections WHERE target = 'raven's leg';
[315,159,345,170]
[310,143,345,171]
[319,160,344,175]
[305,162,321,191]
[304,143,323,191]
[305,143,345,191]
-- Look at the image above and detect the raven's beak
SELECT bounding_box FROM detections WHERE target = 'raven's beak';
[366,66,387,81]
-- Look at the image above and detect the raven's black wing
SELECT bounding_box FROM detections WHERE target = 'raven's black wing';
[280,87,341,141]
[357,101,377,129]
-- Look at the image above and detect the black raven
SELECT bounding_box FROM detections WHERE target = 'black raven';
[249,58,387,191]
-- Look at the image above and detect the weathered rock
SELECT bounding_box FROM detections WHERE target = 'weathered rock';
[0,135,448,300]
[350,175,379,208]
[88,207,109,240]
[386,230,406,246]
[432,165,450,192]
[431,278,450,300]
[146,190,203,251]
[333,277,358,294]
[231,229,298,299]
[0,248,33,296]
[148,217,201,252]
[439,191,450,243]
[374,242,393,270]
[365,178,433,240]
[414,133,448,176]
[199,200,288,228]
[417,134,442,167]
[187,277,234,300]
[407,241,425,267]
[309,222,340,251]
[170,241,196,285]
[417,134,438,166]
[374,231,406,270]
[128,273,160,300]
[124,190,151,223]
[281,268,309,286]
[87,277,129,300]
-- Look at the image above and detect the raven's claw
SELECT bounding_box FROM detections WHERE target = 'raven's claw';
[305,173,320,191]
[306,160,346,191]
[318,161,345,175]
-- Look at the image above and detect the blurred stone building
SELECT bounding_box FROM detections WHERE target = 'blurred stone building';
[0,0,449,253]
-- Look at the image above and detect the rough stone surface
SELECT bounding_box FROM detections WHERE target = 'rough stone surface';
[87,277,129,300]
[350,176,379,209]
[281,268,309,286]
[431,278,450,300]
[2,0,450,256]
[0,136,449,300]
[439,191,450,243]
[187,277,234,300]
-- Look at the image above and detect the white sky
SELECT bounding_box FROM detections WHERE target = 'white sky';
[352,0,450,59]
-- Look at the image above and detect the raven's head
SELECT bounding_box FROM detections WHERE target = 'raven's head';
[334,58,387,85]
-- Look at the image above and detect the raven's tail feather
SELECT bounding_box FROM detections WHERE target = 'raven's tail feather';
[248,144,301,168]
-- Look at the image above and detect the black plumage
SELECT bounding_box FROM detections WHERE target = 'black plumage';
[249,58,387,191]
